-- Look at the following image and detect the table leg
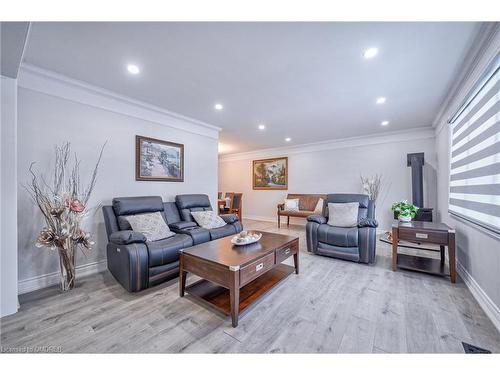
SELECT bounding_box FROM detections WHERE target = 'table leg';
[179,253,187,297]
[293,251,299,274]
[440,245,445,264]
[229,268,240,327]
[392,227,398,272]
[448,232,456,283]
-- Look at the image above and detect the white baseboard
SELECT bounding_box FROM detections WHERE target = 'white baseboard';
[243,215,277,223]
[457,261,500,333]
[18,259,107,295]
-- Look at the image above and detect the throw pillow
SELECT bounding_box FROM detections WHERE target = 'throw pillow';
[284,198,300,212]
[123,211,174,242]
[327,202,359,228]
[191,211,227,229]
[313,198,324,214]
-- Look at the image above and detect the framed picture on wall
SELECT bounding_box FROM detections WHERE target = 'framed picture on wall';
[135,135,184,182]
[252,157,288,190]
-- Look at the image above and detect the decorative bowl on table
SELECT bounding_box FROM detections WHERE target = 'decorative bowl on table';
[231,230,262,246]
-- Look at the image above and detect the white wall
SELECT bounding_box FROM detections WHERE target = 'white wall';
[1,76,19,317]
[219,128,437,231]
[16,68,219,293]
[434,26,500,329]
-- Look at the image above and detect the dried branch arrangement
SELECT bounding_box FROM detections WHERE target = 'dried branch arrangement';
[360,174,382,201]
[26,142,105,291]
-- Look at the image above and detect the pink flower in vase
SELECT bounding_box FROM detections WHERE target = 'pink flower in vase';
[69,199,85,213]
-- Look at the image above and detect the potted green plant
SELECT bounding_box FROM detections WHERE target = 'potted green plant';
[391,200,419,222]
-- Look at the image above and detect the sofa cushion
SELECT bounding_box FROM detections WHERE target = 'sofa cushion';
[175,194,213,221]
[191,211,227,229]
[146,234,193,267]
[209,224,238,240]
[317,225,358,247]
[163,202,181,224]
[124,212,175,241]
[113,196,164,216]
[327,202,359,227]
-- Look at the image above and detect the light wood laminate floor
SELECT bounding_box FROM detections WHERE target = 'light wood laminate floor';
[2,219,500,353]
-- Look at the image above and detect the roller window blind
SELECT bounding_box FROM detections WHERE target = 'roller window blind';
[448,57,500,234]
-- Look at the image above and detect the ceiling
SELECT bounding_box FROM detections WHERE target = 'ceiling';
[23,22,480,154]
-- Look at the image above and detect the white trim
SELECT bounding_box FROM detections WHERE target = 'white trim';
[18,259,107,295]
[457,261,500,333]
[220,127,435,162]
[243,214,278,223]
[17,63,221,139]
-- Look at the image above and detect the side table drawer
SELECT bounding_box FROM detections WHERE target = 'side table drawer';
[398,227,448,245]
[240,252,275,286]
[276,242,298,264]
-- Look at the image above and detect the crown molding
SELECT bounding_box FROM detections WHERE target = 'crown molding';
[219,126,435,162]
[433,23,500,136]
[17,63,221,139]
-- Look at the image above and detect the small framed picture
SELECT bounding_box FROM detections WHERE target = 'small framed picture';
[135,135,184,182]
[252,157,288,190]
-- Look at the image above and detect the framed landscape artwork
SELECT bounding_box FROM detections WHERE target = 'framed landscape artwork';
[135,135,184,182]
[252,157,288,190]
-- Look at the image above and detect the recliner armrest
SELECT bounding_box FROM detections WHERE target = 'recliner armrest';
[358,218,378,228]
[307,215,327,224]
[220,214,239,224]
[110,230,147,245]
[169,221,198,231]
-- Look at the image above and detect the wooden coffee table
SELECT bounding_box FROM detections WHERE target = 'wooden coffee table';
[179,231,299,327]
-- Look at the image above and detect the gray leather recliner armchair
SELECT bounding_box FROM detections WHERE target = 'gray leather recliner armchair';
[306,193,378,264]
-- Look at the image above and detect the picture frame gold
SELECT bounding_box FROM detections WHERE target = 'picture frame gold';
[252,157,288,190]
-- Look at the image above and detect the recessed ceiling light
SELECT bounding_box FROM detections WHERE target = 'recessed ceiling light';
[258,124,266,130]
[127,64,140,74]
[381,121,390,126]
[363,47,378,59]
[376,97,386,104]
[285,137,291,142]
[214,103,223,111]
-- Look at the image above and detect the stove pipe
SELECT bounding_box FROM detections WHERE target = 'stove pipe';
[407,152,425,208]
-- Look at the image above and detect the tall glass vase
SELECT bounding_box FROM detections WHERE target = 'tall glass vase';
[58,240,76,291]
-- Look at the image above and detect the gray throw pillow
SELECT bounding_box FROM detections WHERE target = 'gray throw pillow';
[327,202,359,227]
[191,211,227,229]
[123,212,174,242]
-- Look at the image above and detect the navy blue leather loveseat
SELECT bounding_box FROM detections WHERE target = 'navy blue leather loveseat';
[102,194,242,292]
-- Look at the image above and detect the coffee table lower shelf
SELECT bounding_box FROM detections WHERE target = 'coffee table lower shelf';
[185,263,295,316]
[397,253,449,277]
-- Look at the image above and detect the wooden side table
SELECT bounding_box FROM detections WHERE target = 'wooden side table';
[391,221,456,283]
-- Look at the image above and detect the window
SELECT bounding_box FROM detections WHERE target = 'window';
[448,55,500,234]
